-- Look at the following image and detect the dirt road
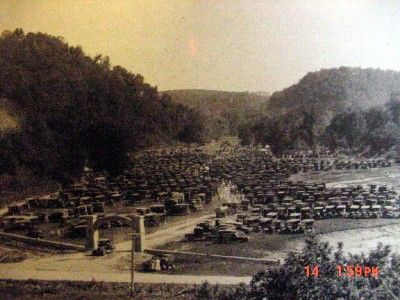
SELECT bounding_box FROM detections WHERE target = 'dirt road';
[116,213,215,251]
[1,266,251,285]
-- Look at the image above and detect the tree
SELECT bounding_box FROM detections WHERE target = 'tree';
[247,237,400,300]
[386,91,400,125]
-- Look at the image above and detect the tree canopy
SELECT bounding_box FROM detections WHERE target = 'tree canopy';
[0,29,206,182]
[165,89,269,139]
[196,238,400,300]
[239,67,400,155]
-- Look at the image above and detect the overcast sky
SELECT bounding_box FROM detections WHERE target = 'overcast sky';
[1,0,400,92]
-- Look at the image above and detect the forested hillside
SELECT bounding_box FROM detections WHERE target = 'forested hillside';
[239,67,400,155]
[164,89,269,139]
[0,29,205,185]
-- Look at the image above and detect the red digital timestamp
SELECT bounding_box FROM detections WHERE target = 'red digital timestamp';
[304,265,379,277]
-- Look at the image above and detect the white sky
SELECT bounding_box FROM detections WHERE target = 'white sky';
[1,0,400,92]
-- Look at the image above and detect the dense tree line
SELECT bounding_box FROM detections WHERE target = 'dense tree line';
[0,29,206,183]
[239,67,400,156]
[323,99,400,155]
[165,89,269,139]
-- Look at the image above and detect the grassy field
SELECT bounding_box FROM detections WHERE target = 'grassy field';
[156,234,296,276]
[0,279,241,300]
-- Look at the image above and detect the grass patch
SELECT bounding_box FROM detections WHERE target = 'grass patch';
[0,279,241,300]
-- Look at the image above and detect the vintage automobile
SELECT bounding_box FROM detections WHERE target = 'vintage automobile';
[265,212,278,219]
[325,205,336,218]
[277,207,287,220]
[313,206,325,219]
[216,229,249,243]
[360,205,371,218]
[348,205,361,219]
[259,218,273,233]
[301,219,315,233]
[136,207,151,216]
[2,216,36,232]
[383,206,400,218]
[92,239,115,256]
[282,219,303,234]
[300,207,312,219]
[271,219,283,233]
[335,205,347,217]
[288,212,301,220]
[370,205,382,218]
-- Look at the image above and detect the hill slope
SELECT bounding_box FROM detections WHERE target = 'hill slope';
[164,89,269,138]
[0,29,205,182]
[269,67,400,113]
[240,67,400,154]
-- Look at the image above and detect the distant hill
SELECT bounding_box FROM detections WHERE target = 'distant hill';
[240,67,400,154]
[269,66,400,113]
[163,89,270,138]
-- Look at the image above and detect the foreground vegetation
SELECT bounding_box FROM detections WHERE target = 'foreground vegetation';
[0,279,245,300]
[197,237,400,299]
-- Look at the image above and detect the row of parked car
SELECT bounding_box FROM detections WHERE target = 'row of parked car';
[1,147,220,239]
[204,147,399,237]
[2,145,397,243]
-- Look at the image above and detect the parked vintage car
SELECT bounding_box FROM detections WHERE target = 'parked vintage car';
[92,239,115,256]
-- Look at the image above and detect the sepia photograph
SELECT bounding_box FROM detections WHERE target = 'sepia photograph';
[1,1,400,299]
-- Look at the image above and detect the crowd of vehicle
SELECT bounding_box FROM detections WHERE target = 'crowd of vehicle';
[0,147,216,241]
[0,145,397,247]
[185,147,398,243]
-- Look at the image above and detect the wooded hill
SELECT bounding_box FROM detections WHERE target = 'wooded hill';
[164,89,269,139]
[0,29,205,184]
[239,67,400,155]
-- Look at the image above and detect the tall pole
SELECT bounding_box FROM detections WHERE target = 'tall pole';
[130,235,135,297]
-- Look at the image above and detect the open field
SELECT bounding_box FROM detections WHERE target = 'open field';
[290,165,400,191]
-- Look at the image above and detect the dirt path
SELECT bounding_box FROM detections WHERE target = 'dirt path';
[116,213,215,251]
[0,267,251,284]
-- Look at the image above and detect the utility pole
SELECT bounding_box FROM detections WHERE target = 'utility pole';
[129,216,145,297]
[130,234,136,297]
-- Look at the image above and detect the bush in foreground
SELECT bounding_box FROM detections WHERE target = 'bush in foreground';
[197,237,400,300]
